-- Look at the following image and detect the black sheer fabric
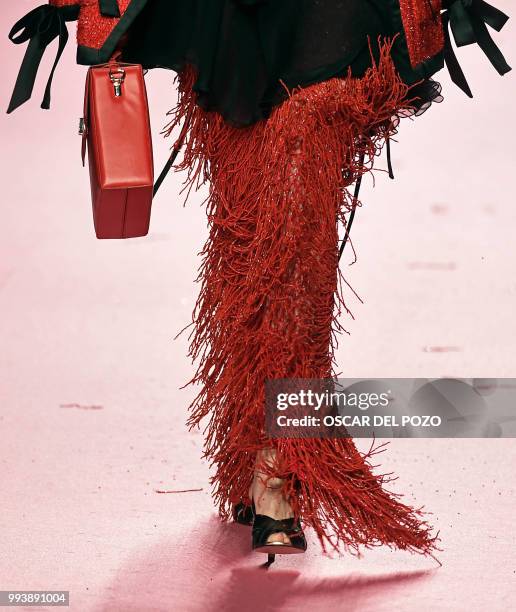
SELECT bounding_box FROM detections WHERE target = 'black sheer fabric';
[122,0,443,126]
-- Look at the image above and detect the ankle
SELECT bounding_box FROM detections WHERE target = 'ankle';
[264,476,284,490]
[250,475,284,503]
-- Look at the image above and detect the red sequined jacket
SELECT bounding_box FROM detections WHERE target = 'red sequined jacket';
[7,0,511,114]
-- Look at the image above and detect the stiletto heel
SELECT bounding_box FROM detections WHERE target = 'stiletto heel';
[263,553,276,568]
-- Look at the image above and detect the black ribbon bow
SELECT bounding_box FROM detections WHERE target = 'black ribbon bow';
[7,5,80,114]
[442,0,511,97]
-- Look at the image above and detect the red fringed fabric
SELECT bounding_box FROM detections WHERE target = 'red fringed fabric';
[165,38,442,560]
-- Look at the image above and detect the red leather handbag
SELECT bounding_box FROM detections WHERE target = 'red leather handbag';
[80,62,154,239]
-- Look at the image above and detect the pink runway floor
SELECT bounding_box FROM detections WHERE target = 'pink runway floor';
[1,2,515,610]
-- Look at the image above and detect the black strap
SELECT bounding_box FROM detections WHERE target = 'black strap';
[153,146,183,197]
[386,137,395,180]
[99,0,121,18]
[7,5,79,114]
[252,514,301,548]
[338,144,395,262]
[338,151,366,262]
[441,0,511,98]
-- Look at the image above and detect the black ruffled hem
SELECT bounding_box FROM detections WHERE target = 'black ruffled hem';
[401,77,444,118]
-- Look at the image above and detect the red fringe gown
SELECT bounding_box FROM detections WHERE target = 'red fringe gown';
[120,0,501,560]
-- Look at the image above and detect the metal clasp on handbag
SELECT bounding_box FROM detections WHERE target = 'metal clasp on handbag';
[109,66,126,97]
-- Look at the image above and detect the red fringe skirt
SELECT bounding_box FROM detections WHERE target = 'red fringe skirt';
[166,39,441,560]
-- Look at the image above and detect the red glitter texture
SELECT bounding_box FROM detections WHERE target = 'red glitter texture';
[399,0,445,67]
[165,39,442,560]
[77,0,131,49]
[49,0,80,6]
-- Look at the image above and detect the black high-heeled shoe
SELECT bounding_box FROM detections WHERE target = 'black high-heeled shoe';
[252,513,307,566]
[233,500,307,564]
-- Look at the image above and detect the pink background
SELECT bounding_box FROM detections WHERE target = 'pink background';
[1,2,515,610]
